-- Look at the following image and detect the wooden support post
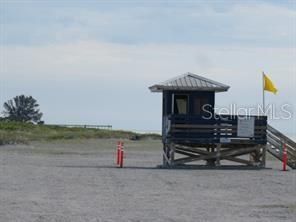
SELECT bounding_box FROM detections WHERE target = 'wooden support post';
[216,144,221,166]
[261,145,266,168]
[163,144,166,166]
[206,146,215,166]
[163,144,170,167]
[169,143,175,166]
[249,145,261,166]
[283,143,288,171]
[256,145,262,166]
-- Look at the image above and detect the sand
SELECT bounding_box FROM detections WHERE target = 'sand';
[0,139,295,222]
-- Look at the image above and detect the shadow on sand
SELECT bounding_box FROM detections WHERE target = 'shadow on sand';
[56,164,272,171]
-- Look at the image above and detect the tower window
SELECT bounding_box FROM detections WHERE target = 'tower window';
[173,94,188,114]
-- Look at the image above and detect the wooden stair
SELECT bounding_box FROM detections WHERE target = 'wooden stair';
[267,125,296,169]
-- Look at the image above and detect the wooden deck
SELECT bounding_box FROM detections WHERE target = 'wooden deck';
[162,114,267,167]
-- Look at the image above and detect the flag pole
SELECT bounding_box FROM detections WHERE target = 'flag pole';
[262,71,265,115]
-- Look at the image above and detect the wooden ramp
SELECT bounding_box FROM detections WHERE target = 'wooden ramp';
[267,125,296,169]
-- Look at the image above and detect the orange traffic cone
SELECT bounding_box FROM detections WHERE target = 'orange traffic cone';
[120,142,124,168]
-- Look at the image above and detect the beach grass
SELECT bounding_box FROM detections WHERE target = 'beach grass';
[0,121,161,145]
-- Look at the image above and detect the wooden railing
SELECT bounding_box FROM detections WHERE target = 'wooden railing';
[267,125,296,169]
[164,114,267,145]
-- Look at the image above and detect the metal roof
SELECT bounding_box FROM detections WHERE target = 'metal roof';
[149,72,230,93]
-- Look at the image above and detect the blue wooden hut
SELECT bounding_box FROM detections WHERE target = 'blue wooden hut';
[149,72,267,167]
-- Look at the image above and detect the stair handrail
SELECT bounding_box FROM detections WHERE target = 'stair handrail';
[267,124,296,149]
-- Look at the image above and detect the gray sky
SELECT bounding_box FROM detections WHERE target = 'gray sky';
[0,0,295,135]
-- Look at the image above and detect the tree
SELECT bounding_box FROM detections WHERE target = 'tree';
[3,95,43,123]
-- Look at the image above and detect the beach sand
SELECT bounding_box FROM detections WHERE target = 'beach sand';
[0,139,295,222]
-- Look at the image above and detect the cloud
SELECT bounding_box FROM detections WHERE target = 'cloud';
[1,1,296,47]
[2,41,295,83]
[1,41,295,126]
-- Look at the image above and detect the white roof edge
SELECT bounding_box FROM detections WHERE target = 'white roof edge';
[149,72,230,93]
[149,86,228,93]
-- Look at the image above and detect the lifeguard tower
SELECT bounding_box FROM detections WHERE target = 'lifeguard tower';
[149,72,296,168]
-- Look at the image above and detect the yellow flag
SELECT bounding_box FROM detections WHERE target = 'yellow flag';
[264,73,278,94]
